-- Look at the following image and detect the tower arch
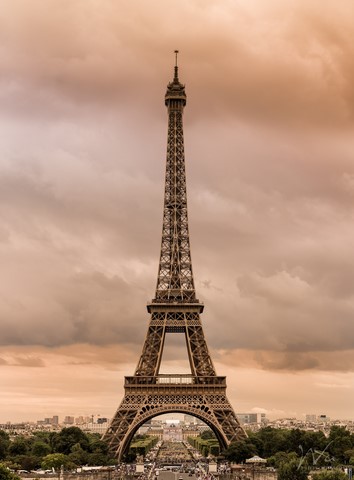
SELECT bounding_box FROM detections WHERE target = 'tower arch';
[117,407,228,461]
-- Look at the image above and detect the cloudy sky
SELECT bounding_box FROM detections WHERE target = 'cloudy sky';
[1,0,354,423]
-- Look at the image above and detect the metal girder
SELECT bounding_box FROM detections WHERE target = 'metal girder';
[155,107,195,303]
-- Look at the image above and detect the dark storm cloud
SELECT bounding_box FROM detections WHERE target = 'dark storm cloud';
[0,1,353,127]
[215,349,354,373]
[0,0,353,377]
[0,123,162,347]
[0,267,149,347]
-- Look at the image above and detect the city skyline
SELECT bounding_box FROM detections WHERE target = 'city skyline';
[1,0,354,423]
[2,411,349,426]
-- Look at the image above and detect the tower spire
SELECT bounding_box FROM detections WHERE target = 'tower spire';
[156,50,192,303]
[174,49,179,82]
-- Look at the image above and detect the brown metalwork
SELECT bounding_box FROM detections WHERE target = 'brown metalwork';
[103,53,246,460]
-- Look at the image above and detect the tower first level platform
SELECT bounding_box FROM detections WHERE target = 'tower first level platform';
[105,374,245,460]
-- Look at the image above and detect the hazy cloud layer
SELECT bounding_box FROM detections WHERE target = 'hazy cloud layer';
[0,0,353,127]
[0,0,354,420]
[1,346,354,422]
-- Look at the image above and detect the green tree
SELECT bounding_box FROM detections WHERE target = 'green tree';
[31,442,51,457]
[255,427,288,457]
[0,464,21,480]
[32,432,51,442]
[0,462,20,473]
[88,438,109,455]
[328,427,353,463]
[277,458,308,480]
[286,429,307,453]
[123,451,136,463]
[223,439,258,463]
[8,438,28,456]
[0,432,10,461]
[267,451,298,468]
[311,469,348,480]
[41,453,70,471]
[48,432,59,454]
[301,431,327,454]
[200,430,216,440]
[345,450,354,463]
[86,452,107,466]
[68,444,88,466]
[51,428,89,455]
[11,455,40,472]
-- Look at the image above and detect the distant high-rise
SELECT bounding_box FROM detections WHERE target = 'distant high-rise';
[236,413,266,424]
[63,416,75,425]
[41,415,59,425]
[51,415,59,425]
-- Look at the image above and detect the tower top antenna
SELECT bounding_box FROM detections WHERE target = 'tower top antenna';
[174,50,179,82]
[165,49,186,106]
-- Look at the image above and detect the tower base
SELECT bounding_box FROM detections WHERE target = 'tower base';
[103,375,246,460]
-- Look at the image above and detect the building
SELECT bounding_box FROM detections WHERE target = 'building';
[97,417,108,424]
[38,416,59,426]
[163,423,183,442]
[318,415,330,423]
[63,416,75,425]
[184,414,197,425]
[237,413,266,424]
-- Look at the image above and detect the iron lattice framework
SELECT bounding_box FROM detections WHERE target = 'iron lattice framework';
[103,53,246,460]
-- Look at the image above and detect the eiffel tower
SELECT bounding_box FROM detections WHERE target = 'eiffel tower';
[103,52,246,460]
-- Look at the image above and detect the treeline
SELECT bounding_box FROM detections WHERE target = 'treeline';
[188,433,220,457]
[223,426,354,466]
[0,427,116,471]
[128,435,158,457]
[190,426,354,467]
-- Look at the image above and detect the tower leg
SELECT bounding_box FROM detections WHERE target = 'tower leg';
[134,326,166,377]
